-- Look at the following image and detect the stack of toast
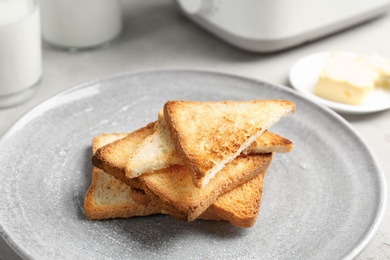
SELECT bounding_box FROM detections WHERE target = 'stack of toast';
[85,100,295,228]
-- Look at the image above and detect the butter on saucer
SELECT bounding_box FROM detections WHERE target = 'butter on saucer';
[313,53,379,105]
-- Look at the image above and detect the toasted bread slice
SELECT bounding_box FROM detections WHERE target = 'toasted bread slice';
[208,170,266,227]
[140,154,272,221]
[85,167,225,221]
[92,120,291,221]
[243,131,293,154]
[125,118,181,178]
[89,133,270,227]
[92,122,155,186]
[125,115,292,178]
[84,168,161,220]
[84,133,161,220]
[163,100,295,187]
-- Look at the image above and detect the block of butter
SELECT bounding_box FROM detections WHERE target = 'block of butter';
[313,53,379,105]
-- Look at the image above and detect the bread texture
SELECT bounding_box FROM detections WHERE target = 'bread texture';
[92,122,155,186]
[125,115,292,179]
[84,133,160,220]
[88,132,273,227]
[84,168,161,220]
[91,120,290,221]
[125,118,181,178]
[163,100,295,187]
[208,170,266,227]
[244,131,293,154]
[141,153,272,221]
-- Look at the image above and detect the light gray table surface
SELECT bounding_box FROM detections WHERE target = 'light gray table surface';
[1,1,389,259]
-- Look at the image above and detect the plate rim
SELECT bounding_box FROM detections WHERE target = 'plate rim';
[289,51,390,114]
[0,69,387,260]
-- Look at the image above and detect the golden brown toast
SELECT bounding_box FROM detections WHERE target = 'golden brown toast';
[84,167,161,220]
[87,133,271,227]
[163,100,295,187]
[125,115,292,179]
[140,154,272,221]
[91,122,155,186]
[124,118,181,179]
[208,170,266,228]
[87,99,295,226]
[84,133,160,220]
[130,169,268,227]
[92,119,291,221]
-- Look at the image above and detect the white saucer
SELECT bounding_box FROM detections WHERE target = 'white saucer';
[289,52,390,114]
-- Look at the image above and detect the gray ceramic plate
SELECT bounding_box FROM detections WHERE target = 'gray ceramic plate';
[0,70,386,260]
